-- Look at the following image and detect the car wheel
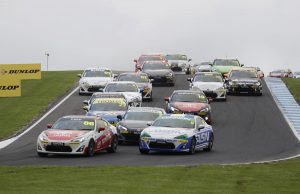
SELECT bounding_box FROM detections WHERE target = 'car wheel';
[86,140,95,157]
[37,152,48,157]
[204,134,214,152]
[107,135,118,153]
[188,137,196,155]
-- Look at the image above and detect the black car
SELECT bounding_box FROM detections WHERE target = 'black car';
[226,69,262,95]
[141,61,175,86]
[116,107,166,143]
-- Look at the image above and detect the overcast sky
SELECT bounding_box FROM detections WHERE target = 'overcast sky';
[0,0,299,73]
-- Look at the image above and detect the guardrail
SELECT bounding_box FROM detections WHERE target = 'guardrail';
[265,77,300,141]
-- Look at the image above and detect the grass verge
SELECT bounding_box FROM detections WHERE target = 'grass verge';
[0,158,299,194]
[0,71,81,140]
[282,77,300,104]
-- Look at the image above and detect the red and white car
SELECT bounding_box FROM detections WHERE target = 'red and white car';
[269,69,293,78]
[37,115,118,157]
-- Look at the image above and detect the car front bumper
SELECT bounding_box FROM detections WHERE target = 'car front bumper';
[37,140,88,155]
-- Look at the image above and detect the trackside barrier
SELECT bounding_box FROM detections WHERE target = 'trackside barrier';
[265,77,300,141]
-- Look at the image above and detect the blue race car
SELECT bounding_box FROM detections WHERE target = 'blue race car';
[139,114,214,154]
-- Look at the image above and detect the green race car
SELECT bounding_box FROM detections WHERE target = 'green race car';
[212,59,243,77]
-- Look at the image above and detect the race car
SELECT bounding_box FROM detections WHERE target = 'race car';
[134,54,167,72]
[165,90,212,124]
[102,81,142,107]
[141,61,175,86]
[117,72,153,101]
[294,72,300,78]
[226,69,262,95]
[269,69,293,78]
[84,97,129,126]
[37,115,118,157]
[139,114,214,154]
[116,107,166,143]
[212,59,244,77]
[188,72,227,100]
[243,66,264,79]
[78,68,114,95]
[165,54,192,74]
[191,62,214,75]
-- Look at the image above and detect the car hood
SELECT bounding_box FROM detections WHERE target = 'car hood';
[171,102,208,112]
[119,120,149,130]
[45,129,90,141]
[213,66,242,74]
[80,77,113,85]
[193,82,223,90]
[143,127,193,139]
[120,92,142,102]
[143,69,172,76]
[168,60,188,64]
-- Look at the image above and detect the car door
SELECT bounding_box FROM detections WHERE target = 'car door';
[95,119,111,151]
[194,117,209,146]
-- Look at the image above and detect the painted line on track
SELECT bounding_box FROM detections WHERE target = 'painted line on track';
[0,86,79,149]
[265,77,300,141]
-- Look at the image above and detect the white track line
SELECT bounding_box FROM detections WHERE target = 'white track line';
[0,86,79,149]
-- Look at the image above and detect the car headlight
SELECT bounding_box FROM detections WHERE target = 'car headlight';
[140,131,151,138]
[170,106,180,112]
[200,107,209,112]
[255,82,261,86]
[39,133,48,142]
[117,124,128,132]
[71,137,85,143]
[166,73,173,77]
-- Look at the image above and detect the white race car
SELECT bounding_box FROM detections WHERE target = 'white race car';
[139,114,214,154]
[78,68,114,95]
[188,72,227,101]
[102,81,142,107]
[165,54,192,74]
[37,115,118,157]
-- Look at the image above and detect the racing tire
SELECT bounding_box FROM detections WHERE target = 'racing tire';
[107,135,118,153]
[139,149,149,154]
[86,140,95,157]
[37,152,48,157]
[188,137,196,155]
[204,134,214,152]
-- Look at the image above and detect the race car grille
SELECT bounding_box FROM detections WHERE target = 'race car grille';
[171,66,182,71]
[149,142,175,149]
[46,145,72,152]
[87,86,104,92]
[203,91,218,98]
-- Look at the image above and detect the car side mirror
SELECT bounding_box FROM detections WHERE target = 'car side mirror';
[150,79,154,83]
[117,115,123,121]
[113,74,118,78]
[147,121,153,126]
[188,59,192,62]
[198,124,205,130]
[134,59,137,63]
[83,100,89,105]
[164,97,170,102]
[187,78,192,82]
[83,106,89,112]
[223,73,228,78]
[77,74,82,78]
[241,64,244,67]
[47,124,52,129]
[98,88,104,92]
[208,98,213,104]
[98,127,105,132]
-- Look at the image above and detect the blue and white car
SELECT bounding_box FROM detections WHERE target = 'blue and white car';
[139,114,214,154]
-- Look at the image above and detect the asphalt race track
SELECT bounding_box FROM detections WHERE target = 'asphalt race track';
[0,74,300,166]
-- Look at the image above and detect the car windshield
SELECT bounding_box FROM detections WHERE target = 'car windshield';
[193,74,223,82]
[118,74,149,83]
[83,70,111,77]
[214,59,240,66]
[52,118,95,130]
[171,93,207,103]
[273,70,285,73]
[152,117,195,129]
[166,55,188,61]
[142,63,169,70]
[138,56,164,63]
[230,71,258,78]
[90,98,128,111]
[124,111,161,121]
[105,83,138,92]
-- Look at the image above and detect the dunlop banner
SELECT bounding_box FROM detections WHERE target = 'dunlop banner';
[0,79,21,97]
[0,64,41,80]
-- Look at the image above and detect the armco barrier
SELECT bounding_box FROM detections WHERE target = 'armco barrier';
[265,77,300,141]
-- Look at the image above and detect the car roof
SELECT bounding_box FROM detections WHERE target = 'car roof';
[107,81,137,84]
[119,72,148,76]
[128,107,165,113]
[62,115,97,119]
[84,68,111,71]
[142,61,168,64]
[195,71,222,75]
[91,92,126,98]
[172,90,205,95]
[162,114,196,119]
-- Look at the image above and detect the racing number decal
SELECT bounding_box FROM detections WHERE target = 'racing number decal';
[83,121,94,126]
[196,132,209,144]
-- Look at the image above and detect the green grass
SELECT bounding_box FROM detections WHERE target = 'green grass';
[282,78,300,104]
[0,71,81,139]
[0,158,299,194]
